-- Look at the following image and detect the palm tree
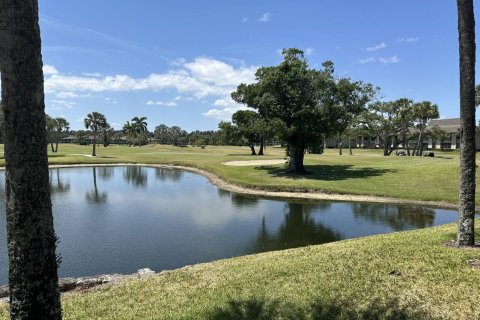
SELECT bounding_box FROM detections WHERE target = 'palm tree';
[84,112,107,156]
[457,0,476,246]
[412,101,439,156]
[0,0,62,317]
[131,116,148,133]
[123,121,136,147]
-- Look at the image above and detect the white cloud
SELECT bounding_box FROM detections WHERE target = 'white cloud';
[43,65,59,75]
[396,37,419,43]
[365,42,387,52]
[47,99,76,111]
[146,100,178,107]
[202,106,251,121]
[358,55,400,65]
[44,57,258,100]
[82,72,102,78]
[259,12,271,22]
[379,55,400,64]
[55,91,92,99]
[359,57,377,64]
[305,48,314,56]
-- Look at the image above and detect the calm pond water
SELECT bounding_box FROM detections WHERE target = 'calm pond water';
[0,166,458,284]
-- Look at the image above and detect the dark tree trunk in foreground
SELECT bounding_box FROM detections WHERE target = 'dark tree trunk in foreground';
[0,0,62,318]
[249,144,256,155]
[258,136,264,155]
[457,0,476,246]
[287,146,306,174]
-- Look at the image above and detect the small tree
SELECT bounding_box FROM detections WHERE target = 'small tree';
[84,112,107,156]
[232,110,262,155]
[360,101,402,156]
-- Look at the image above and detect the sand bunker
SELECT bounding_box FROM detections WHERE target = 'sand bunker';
[223,159,287,166]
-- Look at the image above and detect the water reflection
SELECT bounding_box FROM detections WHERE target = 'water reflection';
[351,203,435,230]
[252,203,341,253]
[123,166,148,188]
[49,168,70,195]
[0,166,459,284]
[97,167,114,182]
[86,167,107,204]
[155,168,183,182]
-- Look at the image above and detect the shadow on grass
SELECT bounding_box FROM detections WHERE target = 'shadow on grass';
[255,164,396,181]
[208,297,431,320]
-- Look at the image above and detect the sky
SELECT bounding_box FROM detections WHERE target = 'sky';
[38,0,480,132]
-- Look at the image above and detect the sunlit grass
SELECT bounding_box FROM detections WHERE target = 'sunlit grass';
[0,143,466,205]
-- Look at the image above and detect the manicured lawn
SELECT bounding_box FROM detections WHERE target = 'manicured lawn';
[2,224,478,319]
[0,143,468,205]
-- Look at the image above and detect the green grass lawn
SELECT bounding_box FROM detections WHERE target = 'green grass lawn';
[0,143,467,205]
[2,225,478,319]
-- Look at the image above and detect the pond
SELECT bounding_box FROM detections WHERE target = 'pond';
[0,166,458,284]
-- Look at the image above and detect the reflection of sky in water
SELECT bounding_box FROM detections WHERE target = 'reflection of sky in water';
[0,166,459,284]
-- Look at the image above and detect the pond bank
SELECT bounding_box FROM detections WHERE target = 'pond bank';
[46,163,459,210]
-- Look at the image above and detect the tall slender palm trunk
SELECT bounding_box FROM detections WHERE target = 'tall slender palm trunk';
[0,0,62,318]
[457,0,476,246]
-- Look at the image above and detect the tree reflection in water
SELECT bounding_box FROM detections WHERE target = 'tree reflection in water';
[86,167,107,204]
[123,166,148,187]
[155,168,182,182]
[49,168,70,195]
[97,167,114,182]
[252,202,342,253]
[350,203,435,231]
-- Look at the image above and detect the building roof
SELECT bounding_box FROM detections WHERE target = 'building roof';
[426,118,460,133]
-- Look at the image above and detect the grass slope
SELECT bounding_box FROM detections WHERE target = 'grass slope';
[1,225,478,319]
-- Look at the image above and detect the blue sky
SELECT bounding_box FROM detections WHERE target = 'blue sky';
[39,0,480,131]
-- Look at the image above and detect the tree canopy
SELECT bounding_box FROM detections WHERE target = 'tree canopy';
[232,48,375,173]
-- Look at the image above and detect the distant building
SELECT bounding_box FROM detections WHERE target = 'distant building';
[325,118,480,151]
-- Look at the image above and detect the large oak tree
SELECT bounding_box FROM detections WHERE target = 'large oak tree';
[0,0,62,318]
[232,48,375,173]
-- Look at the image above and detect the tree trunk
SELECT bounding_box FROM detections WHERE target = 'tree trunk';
[258,135,264,155]
[92,132,97,156]
[55,141,59,153]
[287,146,306,174]
[50,142,54,153]
[457,0,476,246]
[338,141,342,155]
[249,144,256,155]
[348,138,352,155]
[0,0,62,318]
[416,129,425,156]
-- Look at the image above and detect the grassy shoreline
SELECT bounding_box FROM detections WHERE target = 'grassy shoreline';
[2,225,479,319]
[1,144,478,319]
[0,143,471,205]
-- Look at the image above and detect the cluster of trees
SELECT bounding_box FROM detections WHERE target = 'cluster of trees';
[358,99,441,156]
[154,124,187,145]
[46,116,70,153]
[123,116,149,146]
[218,110,281,155]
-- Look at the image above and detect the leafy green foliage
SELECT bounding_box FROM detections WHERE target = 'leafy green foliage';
[232,48,375,172]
